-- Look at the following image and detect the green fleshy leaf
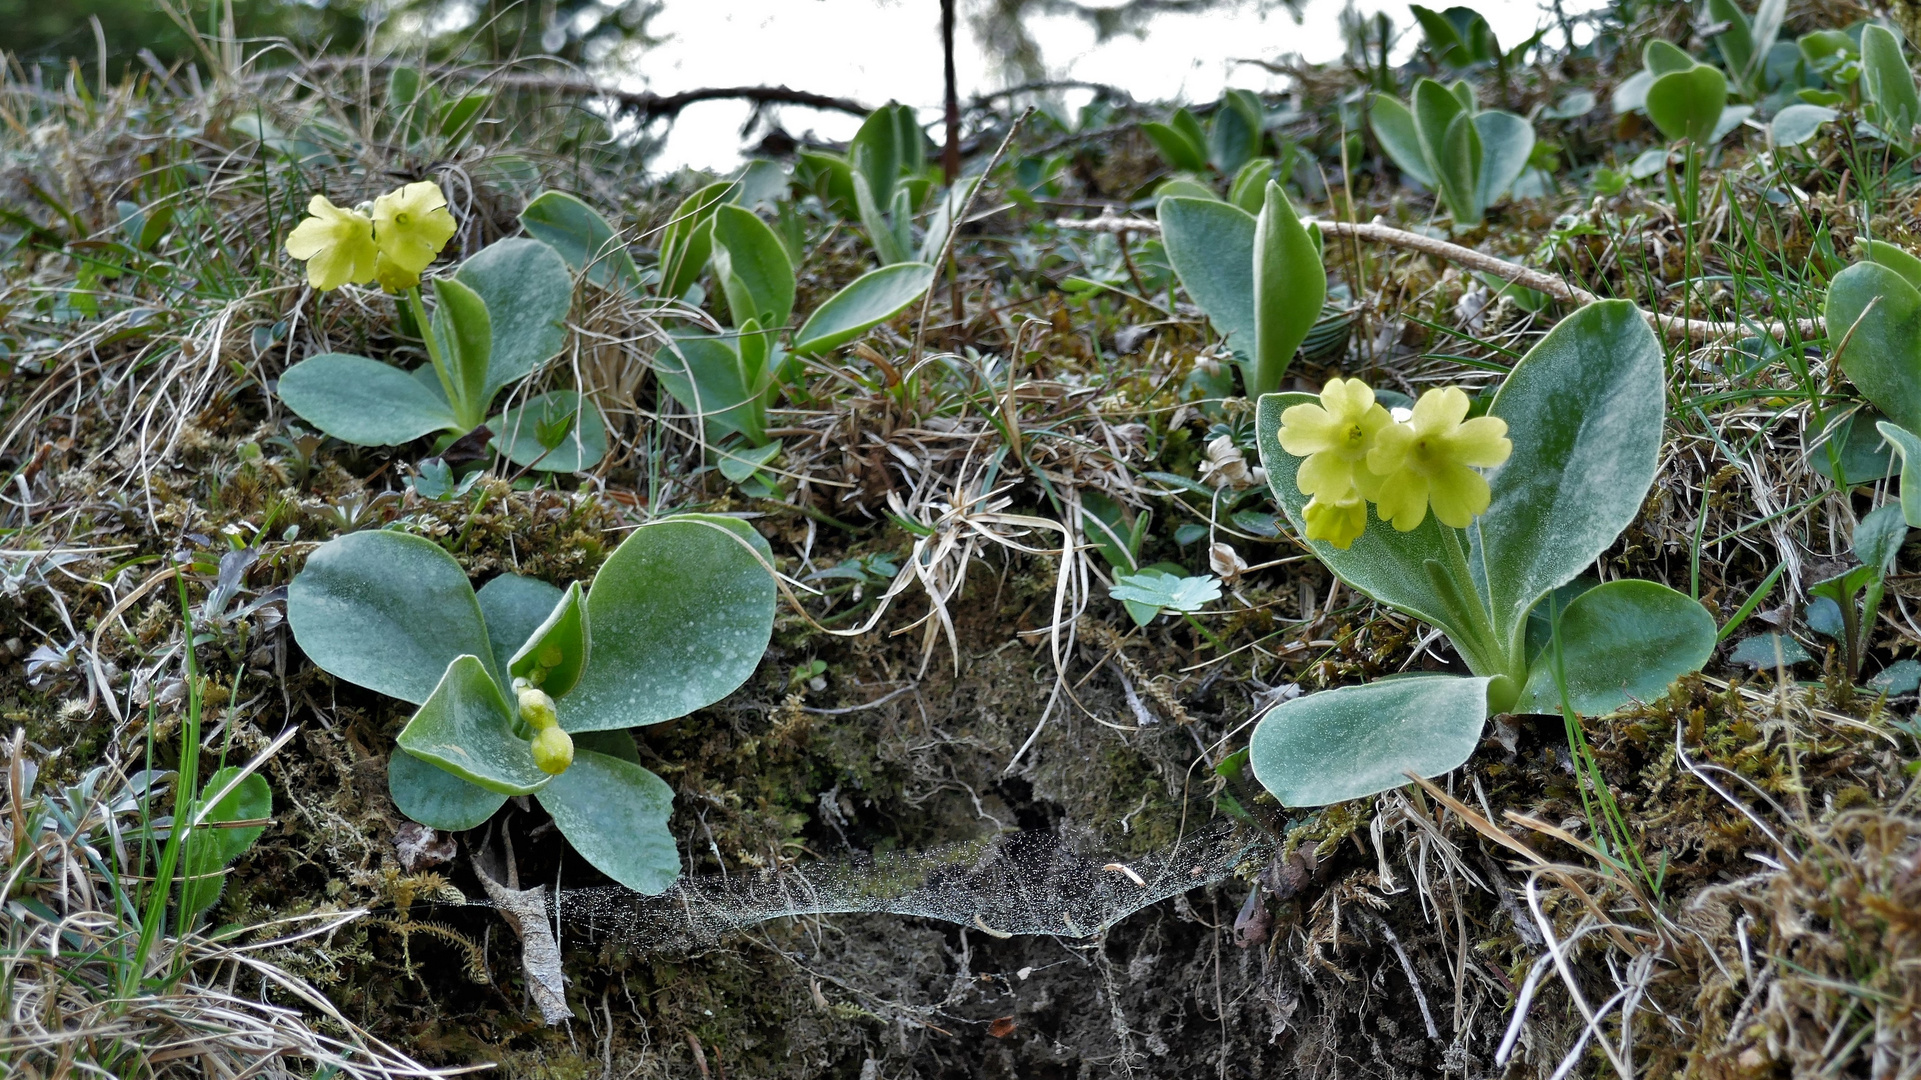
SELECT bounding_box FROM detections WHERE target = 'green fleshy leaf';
[396,655,550,796]
[1158,196,1256,362]
[491,389,608,472]
[1876,420,1921,527]
[1863,25,1921,146]
[289,529,496,704]
[388,749,505,831]
[790,262,936,357]
[561,516,775,732]
[519,190,642,296]
[1828,262,1921,434]
[536,749,680,894]
[1728,633,1811,669]
[1142,121,1210,173]
[1473,110,1534,209]
[509,581,588,700]
[1110,568,1220,613]
[1477,300,1666,658]
[1249,675,1493,807]
[277,353,460,447]
[457,237,574,398]
[712,204,797,329]
[1249,181,1325,397]
[429,275,492,430]
[1515,579,1716,715]
[1646,64,1728,144]
[476,574,565,681]
[654,333,761,444]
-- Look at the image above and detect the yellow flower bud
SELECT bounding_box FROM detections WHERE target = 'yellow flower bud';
[517,686,558,730]
[531,725,574,775]
[372,251,421,294]
[284,194,377,291]
[537,643,564,669]
[1302,493,1368,549]
[371,181,458,278]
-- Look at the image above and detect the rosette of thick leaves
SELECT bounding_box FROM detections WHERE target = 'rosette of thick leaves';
[287,516,774,893]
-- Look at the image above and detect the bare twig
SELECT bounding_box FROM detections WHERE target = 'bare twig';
[1055,213,1825,343]
[282,59,871,121]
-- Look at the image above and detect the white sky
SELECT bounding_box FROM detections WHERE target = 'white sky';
[623,0,1605,173]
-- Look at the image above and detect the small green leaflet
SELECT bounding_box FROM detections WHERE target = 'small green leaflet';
[1110,569,1221,613]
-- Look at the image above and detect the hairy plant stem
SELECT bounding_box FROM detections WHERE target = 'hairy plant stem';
[405,286,465,425]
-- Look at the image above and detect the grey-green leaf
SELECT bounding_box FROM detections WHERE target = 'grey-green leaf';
[1828,261,1921,434]
[476,573,565,679]
[1478,300,1665,654]
[1876,421,1921,528]
[654,333,761,443]
[1142,120,1210,173]
[510,580,588,700]
[536,750,680,894]
[1646,65,1728,145]
[519,190,643,296]
[1863,24,1921,145]
[457,237,574,397]
[388,749,504,831]
[1370,93,1434,187]
[1158,196,1257,361]
[1473,110,1534,210]
[277,353,461,446]
[1514,579,1715,715]
[430,276,492,428]
[1771,103,1838,146]
[790,262,935,357]
[561,516,775,732]
[711,204,797,329]
[1249,181,1324,397]
[491,389,608,472]
[396,655,550,796]
[289,529,496,704]
[1249,675,1493,807]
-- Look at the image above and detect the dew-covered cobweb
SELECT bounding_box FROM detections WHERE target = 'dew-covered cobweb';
[550,822,1267,952]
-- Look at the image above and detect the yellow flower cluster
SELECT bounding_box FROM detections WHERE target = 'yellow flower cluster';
[1278,377,1512,548]
[283,181,458,292]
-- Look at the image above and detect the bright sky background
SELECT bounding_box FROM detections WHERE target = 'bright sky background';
[624,0,1607,173]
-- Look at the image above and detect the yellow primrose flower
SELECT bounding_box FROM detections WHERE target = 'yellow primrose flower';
[283,195,376,291]
[1366,386,1512,530]
[1302,493,1368,549]
[370,181,458,278]
[1277,377,1393,504]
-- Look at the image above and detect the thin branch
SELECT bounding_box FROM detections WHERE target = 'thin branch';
[281,59,871,121]
[1056,212,1824,342]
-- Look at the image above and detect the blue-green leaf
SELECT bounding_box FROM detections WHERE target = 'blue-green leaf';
[457,237,574,397]
[1158,196,1256,362]
[1515,579,1715,715]
[790,262,935,357]
[278,354,460,447]
[536,750,680,893]
[397,655,550,796]
[388,749,504,831]
[561,516,775,732]
[289,530,496,703]
[519,191,642,296]
[1249,675,1493,807]
[476,573,565,679]
[491,389,608,472]
[1478,300,1665,655]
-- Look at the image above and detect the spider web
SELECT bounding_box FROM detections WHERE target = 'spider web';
[555,822,1267,952]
